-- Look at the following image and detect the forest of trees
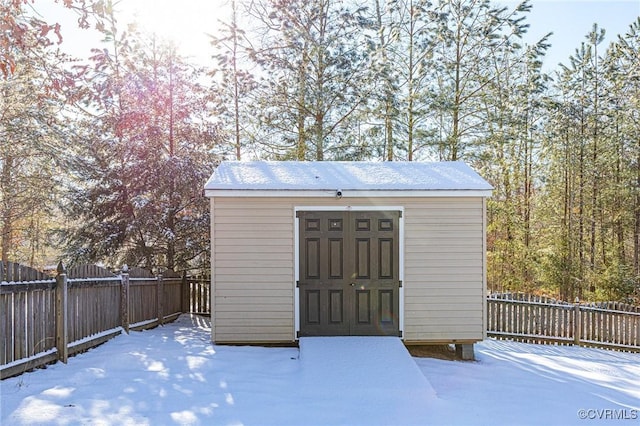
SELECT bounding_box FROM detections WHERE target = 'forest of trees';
[1,0,639,303]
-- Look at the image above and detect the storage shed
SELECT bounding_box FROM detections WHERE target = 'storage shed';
[204,161,493,355]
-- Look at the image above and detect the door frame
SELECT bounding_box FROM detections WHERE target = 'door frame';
[294,205,405,340]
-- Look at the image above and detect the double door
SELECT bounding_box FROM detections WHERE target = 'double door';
[298,210,400,336]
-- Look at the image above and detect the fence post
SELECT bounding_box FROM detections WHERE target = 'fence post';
[181,271,189,314]
[55,262,68,364]
[574,298,581,346]
[120,265,130,334]
[157,273,164,326]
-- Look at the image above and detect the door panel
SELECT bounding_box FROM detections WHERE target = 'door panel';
[349,211,400,336]
[329,290,343,323]
[356,290,371,324]
[328,239,343,278]
[305,290,321,324]
[299,211,350,336]
[305,238,320,279]
[298,210,400,337]
[379,290,394,324]
[356,239,371,278]
[379,239,393,278]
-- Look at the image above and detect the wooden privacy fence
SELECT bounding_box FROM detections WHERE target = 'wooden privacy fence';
[1,262,210,379]
[187,274,210,314]
[488,293,640,351]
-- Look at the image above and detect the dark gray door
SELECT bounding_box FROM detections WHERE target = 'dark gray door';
[298,211,400,337]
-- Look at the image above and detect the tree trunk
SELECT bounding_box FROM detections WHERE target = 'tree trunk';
[407,0,416,161]
[0,154,13,264]
[562,121,573,301]
[232,0,241,160]
[451,20,462,162]
[314,0,328,161]
[296,59,307,160]
[375,0,394,161]
[590,48,599,272]
[635,148,640,275]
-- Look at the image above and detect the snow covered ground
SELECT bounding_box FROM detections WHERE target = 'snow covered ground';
[1,314,639,426]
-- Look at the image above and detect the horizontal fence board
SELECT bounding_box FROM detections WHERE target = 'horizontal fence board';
[0,350,59,380]
[0,281,56,293]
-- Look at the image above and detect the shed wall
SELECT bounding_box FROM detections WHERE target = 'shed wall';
[210,196,486,343]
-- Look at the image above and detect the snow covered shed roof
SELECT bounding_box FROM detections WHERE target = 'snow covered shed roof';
[204,161,493,198]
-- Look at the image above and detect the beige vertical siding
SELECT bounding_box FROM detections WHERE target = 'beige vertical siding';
[212,198,295,343]
[402,198,485,342]
[210,196,486,343]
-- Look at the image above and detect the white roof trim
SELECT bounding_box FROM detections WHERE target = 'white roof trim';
[204,189,492,198]
[294,206,405,211]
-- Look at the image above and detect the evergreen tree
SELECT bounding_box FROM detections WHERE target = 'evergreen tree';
[246,0,371,160]
[483,34,550,293]
[209,0,257,160]
[427,0,531,161]
[0,20,71,267]
[387,0,437,160]
[363,0,402,160]
[542,23,637,301]
[61,11,218,273]
[603,18,640,300]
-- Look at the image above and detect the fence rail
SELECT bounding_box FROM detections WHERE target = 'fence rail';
[487,293,640,351]
[1,262,210,379]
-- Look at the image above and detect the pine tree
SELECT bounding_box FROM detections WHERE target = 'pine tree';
[209,0,257,160]
[0,24,70,267]
[364,0,402,160]
[483,33,550,293]
[61,10,218,273]
[387,0,437,161]
[246,0,371,160]
[427,0,531,161]
[603,18,640,300]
